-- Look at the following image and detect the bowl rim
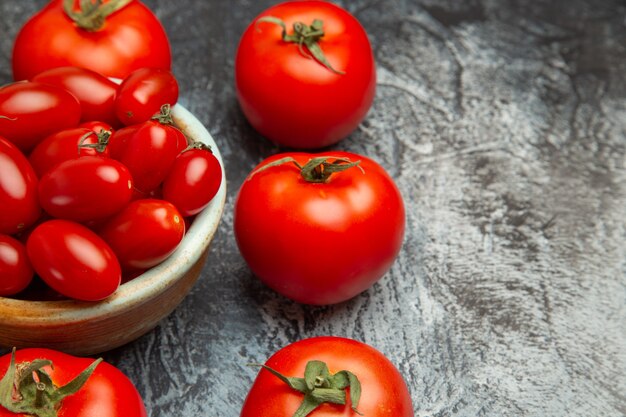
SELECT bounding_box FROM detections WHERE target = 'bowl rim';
[0,104,227,325]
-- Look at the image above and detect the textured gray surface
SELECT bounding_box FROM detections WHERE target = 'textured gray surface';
[1,0,626,416]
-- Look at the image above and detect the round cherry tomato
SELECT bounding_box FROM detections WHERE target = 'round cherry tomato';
[234,152,405,305]
[241,336,413,417]
[39,156,133,223]
[118,112,187,193]
[0,81,81,153]
[0,234,33,296]
[98,199,185,271]
[0,137,41,235]
[235,1,376,148]
[0,348,146,417]
[31,66,120,126]
[29,127,111,177]
[12,0,171,80]
[26,220,121,301]
[162,146,222,217]
[115,67,179,125]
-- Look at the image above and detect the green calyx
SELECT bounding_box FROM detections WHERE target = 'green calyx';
[151,103,175,125]
[254,360,363,417]
[249,156,363,183]
[0,348,102,417]
[256,16,345,75]
[63,0,133,32]
[77,129,112,154]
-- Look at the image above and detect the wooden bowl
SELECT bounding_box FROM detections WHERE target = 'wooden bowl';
[0,105,226,356]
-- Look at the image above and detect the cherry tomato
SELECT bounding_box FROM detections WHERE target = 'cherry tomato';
[0,81,81,153]
[235,1,376,148]
[0,137,41,235]
[0,234,33,296]
[107,124,141,160]
[26,220,121,301]
[162,146,222,217]
[98,199,185,271]
[32,66,119,126]
[115,67,179,125]
[0,348,147,417]
[117,110,187,193]
[39,156,133,223]
[241,336,413,417]
[234,152,405,305]
[12,0,171,80]
[79,120,115,135]
[29,127,110,177]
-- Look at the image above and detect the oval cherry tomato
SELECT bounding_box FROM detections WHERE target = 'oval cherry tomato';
[98,199,185,271]
[241,336,413,417]
[26,219,121,301]
[235,1,376,148]
[0,348,146,417]
[162,146,222,217]
[39,156,133,223]
[29,127,110,177]
[31,66,120,126]
[0,137,41,235]
[115,67,179,125]
[0,234,33,296]
[234,152,405,305]
[118,112,187,193]
[0,81,81,153]
[107,124,140,160]
[12,0,171,80]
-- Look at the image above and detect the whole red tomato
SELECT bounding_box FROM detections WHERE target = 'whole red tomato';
[12,0,171,81]
[241,336,413,417]
[0,235,33,296]
[235,1,376,149]
[26,220,121,301]
[0,348,146,417]
[32,66,120,126]
[98,199,185,271]
[0,81,81,153]
[115,67,179,126]
[162,145,223,217]
[29,127,111,177]
[0,137,41,235]
[39,156,133,223]
[234,152,405,305]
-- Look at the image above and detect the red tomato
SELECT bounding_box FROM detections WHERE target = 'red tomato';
[12,0,171,80]
[98,199,185,271]
[0,81,81,153]
[115,67,179,125]
[31,66,120,126]
[26,220,121,301]
[0,137,41,235]
[118,114,188,193]
[234,152,405,305]
[79,120,115,135]
[162,146,222,217]
[241,336,413,417]
[39,156,133,223]
[235,1,376,148]
[0,235,33,296]
[29,127,111,177]
[107,124,141,160]
[0,348,146,417]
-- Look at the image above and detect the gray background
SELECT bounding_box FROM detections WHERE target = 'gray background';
[1,0,625,416]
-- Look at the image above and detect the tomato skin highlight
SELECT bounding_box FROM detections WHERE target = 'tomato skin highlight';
[12,0,171,81]
[32,66,120,126]
[0,234,34,296]
[38,156,133,223]
[0,81,81,153]
[234,152,405,305]
[0,348,147,417]
[98,199,185,271]
[241,336,413,417]
[235,1,376,148]
[0,137,41,235]
[26,220,121,301]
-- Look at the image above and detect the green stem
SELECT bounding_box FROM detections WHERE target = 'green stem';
[63,0,133,32]
[248,155,363,183]
[151,103,175,125]
[77,129,111,154]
